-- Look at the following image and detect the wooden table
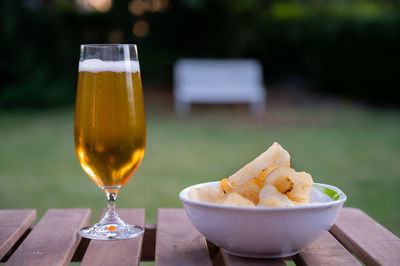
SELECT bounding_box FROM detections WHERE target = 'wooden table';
[0,208,399,265]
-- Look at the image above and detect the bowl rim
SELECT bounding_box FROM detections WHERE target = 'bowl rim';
[179,181,346,211]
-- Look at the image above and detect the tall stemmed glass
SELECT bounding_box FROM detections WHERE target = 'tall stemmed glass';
[74,44,146,240]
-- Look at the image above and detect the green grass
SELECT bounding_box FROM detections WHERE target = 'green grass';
[0,104,399,237]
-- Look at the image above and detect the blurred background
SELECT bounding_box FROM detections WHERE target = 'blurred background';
[0,0,399,238]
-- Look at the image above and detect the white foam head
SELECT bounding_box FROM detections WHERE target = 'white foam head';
[79,59,140,73]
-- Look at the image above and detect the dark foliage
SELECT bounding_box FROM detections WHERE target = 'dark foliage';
[1,0,399,108]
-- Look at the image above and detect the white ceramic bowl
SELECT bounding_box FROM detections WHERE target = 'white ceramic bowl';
[179,181,346,258]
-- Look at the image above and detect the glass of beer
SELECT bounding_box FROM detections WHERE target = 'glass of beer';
[74,44,145,240]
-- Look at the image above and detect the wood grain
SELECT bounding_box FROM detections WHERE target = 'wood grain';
[330,207,400,266]
[221,249,286,266]
[155,208,212,266]
[0,210,36,259]
[5,208,90,266]
[80,209,145,266]
[293,231,360,266]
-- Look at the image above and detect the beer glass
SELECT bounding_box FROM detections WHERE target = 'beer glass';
[74,44,145,240]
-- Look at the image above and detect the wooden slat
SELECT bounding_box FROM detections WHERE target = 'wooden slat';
[155,208,212,266]
[5,208,90,266]
[0,210,36,259]
[81,209,145,266]
[330,207,400,266]
[293,231,360,266]
[221,249,286,266]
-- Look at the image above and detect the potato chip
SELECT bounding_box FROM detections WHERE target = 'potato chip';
[287,171,313,203]
[258,185,294,207]
[189,142,314,207]
[250,177,263,189]
[222,192,255,207]
[264,167,295,194]
[232,181,261,204]
[219,178,233,193]
[189,185,226,204]
[255,164,280,182]
[228,142,290,187]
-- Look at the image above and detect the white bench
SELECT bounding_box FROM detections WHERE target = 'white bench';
[173,59,266,115]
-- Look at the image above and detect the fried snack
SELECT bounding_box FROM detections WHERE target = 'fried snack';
[258,185,294,207]
[220,178,234,193]
[250,177,263,189]
[190,142,314,207]
[222,192,255,207]
[286,171,313,203]
[255,165,280,182]
[189,185,226,204]
[264,167,295,194]
[231,181,261,204]
[228,142,290,187]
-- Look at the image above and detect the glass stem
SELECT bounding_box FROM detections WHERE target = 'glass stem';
[106,191,118,222]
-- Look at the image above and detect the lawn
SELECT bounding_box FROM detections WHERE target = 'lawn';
[0,103,399,237]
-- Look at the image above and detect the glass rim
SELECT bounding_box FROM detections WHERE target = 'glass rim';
[80,44,137,48]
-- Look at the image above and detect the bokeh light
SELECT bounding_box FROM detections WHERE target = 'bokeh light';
[107,29,125,43]
[133,20,150,37]
[128,0,168,15]
[129,0,146,15]
[76,0,112,12]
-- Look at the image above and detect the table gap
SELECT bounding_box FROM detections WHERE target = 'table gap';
[141,224,156,261]
[329,231,365,265]
[0,227,32,263]
[71,237,90,262]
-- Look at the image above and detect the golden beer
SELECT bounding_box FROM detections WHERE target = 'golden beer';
[74,61,145,188]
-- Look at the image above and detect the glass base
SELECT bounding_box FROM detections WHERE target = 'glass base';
[79,223,144,240]
[79,189,144,240]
